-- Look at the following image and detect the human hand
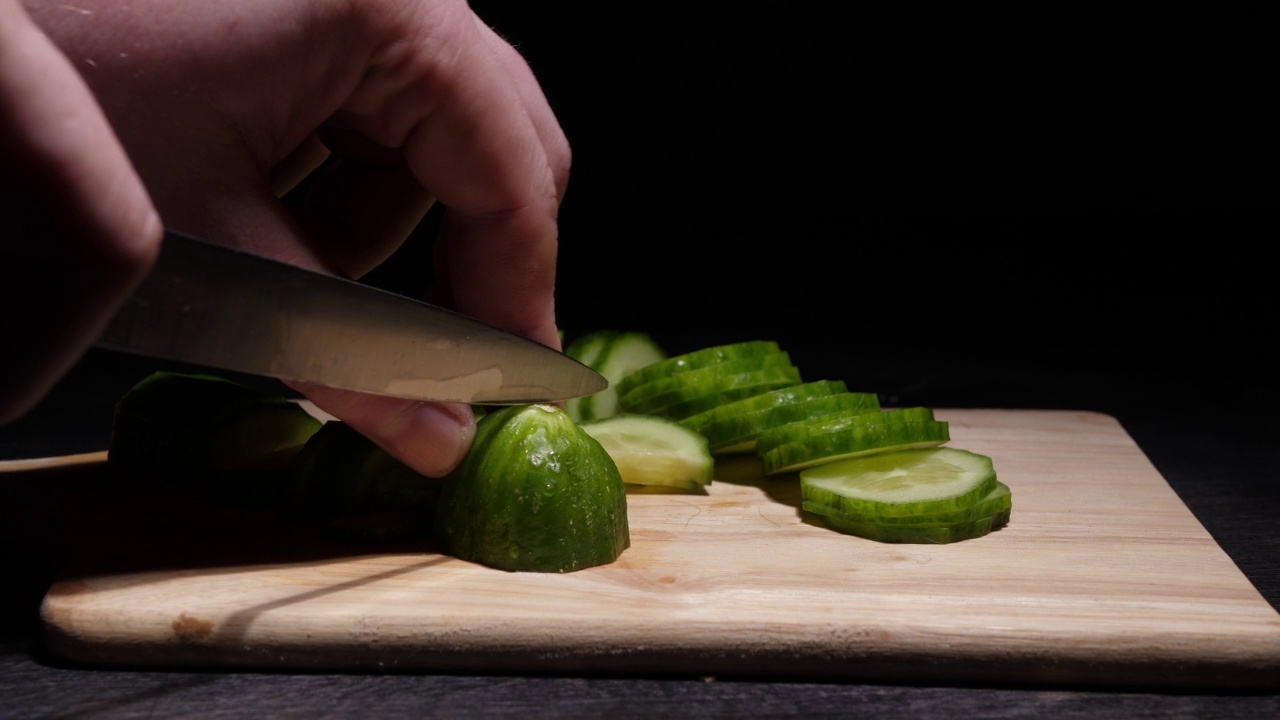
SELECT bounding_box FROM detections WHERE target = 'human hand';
[5,0,570,477]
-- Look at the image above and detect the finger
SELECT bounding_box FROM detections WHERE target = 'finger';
[341,8,564,350]
[475,20,572,203]
[291,154,436,280]
[270,132,331,198]
[0,0,161,424]
[288,381,475,478]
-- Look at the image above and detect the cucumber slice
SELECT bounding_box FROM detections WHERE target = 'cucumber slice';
[619,352,797,412]
[288,421,441,540]
[798,447,995,517]
[680,380,851,433]
[433,404,629,573]
[580,414,714,490]
[616,340,783,398]
[564,330,667,423]
[685,387,881,455]
[639,370,802,418]
[760,419,951,475]
[198,401,325,507]
[815,509,1011,544]
[755,406,936,457]
[803,481,1011,525]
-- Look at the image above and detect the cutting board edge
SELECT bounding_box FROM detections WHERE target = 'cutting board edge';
[38,612,1280,692]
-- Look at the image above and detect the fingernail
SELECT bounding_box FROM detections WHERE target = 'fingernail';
[392,402,476,478]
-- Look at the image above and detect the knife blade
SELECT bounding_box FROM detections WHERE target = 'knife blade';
[95,230,606,404]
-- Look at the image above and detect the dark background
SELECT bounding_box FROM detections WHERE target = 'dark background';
[5,4,1272,452]
[458,3,1268,414]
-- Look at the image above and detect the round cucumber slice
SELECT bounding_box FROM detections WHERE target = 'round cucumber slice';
[803,481,1011,526]
[756,406,936,457]
[685,388,881,455]
[815,508,1011,544]
[760,419,951,475]
[564,330,667,423]
[616,340,783,399]
[580,414,713,490]
[619,352,796,411]
[798,447,995,517]
[433,404,630,573]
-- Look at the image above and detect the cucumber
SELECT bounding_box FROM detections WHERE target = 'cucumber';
[798,447,996,518]
[433,404,630,573]
[803,481,1012,526]
[814,509,1011,544]
[616,340,783,399]
[755,406,936,457]
[760,419,951,475]
[564,330,667,423]
[109,371,322,506]
[618,352,797,410]
[288,421,441,541]
[580,414,714,491]
[621,365,803,418]
[684,386,881,455]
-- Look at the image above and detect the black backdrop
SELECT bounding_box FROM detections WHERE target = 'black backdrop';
[365,4,1271,414]
[6,4,1272,454]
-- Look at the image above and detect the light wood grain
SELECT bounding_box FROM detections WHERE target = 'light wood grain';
[29,410,1280,688]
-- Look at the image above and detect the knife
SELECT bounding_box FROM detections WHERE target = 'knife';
[95,230,606,404]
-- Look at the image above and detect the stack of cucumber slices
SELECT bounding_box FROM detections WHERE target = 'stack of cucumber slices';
[561,332,1011,544]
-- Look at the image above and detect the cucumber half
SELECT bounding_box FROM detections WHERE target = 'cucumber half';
[433,404,630,573]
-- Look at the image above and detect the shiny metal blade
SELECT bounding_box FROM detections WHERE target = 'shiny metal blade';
[96,231,606,404]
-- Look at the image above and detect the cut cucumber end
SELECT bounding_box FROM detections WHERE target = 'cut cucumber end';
[580,413,714,491]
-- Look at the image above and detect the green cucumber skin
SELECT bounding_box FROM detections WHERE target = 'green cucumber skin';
[622,366,804,417]
[616,340,782,398]
[618,352,795,409]
[760,420,952,475]
[803,481,1011,525]
[433,404,630,573]
[693,391,883,454]
[109,371,322,508]
[680,380,853,434]
[289,421,440,539]
[755,406,936,457]
[109,371,293,476]
[654,376,804,421]
[817,508,1011,544]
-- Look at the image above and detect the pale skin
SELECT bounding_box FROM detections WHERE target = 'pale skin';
[0,0,569,477]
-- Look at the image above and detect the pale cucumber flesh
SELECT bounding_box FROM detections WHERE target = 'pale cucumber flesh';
[580,413,714,489]
[565,330,667,423]
[798,447,996,517]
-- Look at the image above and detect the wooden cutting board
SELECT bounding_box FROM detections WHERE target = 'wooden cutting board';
[17,409,1280,689]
